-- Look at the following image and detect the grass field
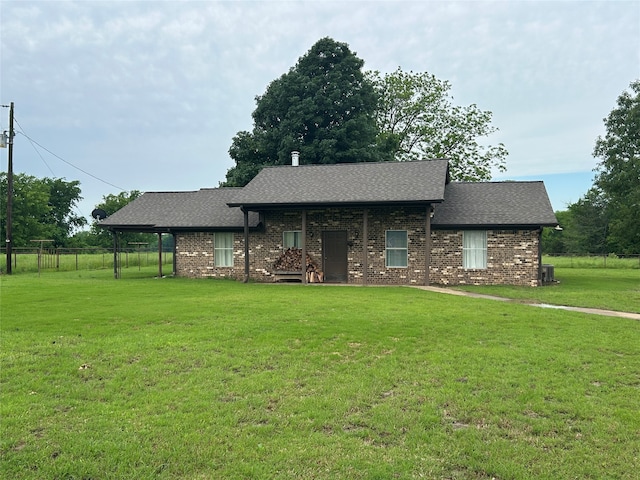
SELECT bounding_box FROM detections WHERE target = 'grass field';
[454,268,640,314]
[1,269,639,479]
[543,255,640,269]
[3,250,173,274]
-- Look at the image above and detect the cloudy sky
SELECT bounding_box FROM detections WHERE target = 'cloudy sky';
[1,0,638,223]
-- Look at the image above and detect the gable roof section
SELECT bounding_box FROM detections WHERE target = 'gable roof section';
[98,188,259,232]
[432,181,558,228]
[228,159,450,209]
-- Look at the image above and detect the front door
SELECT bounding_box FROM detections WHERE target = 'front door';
[322,230,348,283]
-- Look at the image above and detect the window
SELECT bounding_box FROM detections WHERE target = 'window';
[386,230,408,268]
[463,231,487,269]
[283,231,301,249]
[214,232,234,267]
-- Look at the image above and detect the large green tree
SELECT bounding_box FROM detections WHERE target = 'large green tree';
[0,173,86,247]
[43,177,87,245]
[592,79,640,254]
[223,37,388,186]
[541,209,570,254]
[368,68,507,181]
[565,187,611,254]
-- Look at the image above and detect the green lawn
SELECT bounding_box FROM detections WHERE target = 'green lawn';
[454,268,640,313]
[1,269,639,479]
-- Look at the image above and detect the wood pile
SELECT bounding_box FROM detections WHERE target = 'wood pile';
[273,248,323,283]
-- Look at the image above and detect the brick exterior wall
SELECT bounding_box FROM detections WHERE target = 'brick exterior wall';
[175,231,245,279]
[430,229,542,287]
[174,208,543,286]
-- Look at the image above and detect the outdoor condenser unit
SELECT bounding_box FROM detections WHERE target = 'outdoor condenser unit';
[542,264,555,284]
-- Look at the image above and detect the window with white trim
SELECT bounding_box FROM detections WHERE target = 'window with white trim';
[385,230,408,268]
[214,232,234,267]
[283,231,301,249]
[463,230,487,269]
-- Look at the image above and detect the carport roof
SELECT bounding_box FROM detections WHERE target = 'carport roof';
[98,188,259,232]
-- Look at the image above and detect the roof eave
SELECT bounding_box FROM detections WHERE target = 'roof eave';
[98,223,155,230]
[228,199,445,210]
[100,224,260,233]
[431,222,557,230]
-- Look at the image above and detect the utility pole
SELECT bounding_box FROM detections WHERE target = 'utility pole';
[1,102,14,274]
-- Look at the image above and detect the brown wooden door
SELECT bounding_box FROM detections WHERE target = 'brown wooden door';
[322,230,348,283]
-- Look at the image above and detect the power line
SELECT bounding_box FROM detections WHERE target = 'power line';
[13,118,56,176]
[14,121,126,192]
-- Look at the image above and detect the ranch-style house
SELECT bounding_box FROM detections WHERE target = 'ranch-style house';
[99,158,558,286]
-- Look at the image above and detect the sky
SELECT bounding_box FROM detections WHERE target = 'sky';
[1,0,639,224]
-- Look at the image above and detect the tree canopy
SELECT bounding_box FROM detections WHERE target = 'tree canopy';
[223,37,390,186]
[224,38,508,186]
[565,187,610,254]
[0,173,86,247]
[368,68,507,181]
[592,79,640,254]
[545,80,640,255]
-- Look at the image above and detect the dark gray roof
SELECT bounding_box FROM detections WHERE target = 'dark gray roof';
[228,159,450,208]
[432,181,558,228]
[98,188,259,232]
[99,167,556,232]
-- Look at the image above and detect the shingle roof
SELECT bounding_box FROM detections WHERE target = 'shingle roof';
[98,188,259,232]
[99,165,557,232]
[431,181,558,227]
[227,159,450,208]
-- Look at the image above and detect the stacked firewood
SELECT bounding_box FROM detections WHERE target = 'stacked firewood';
[273,248,323,282]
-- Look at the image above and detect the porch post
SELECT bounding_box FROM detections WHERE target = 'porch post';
[157,233,163,278]
[243,208,250,283]
[172,233,177,276]
[425,204,431,286]
[362,208,368,285]
[301,209,307,284]
[112,230,119,279]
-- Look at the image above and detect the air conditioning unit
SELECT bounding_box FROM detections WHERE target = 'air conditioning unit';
[542,264,555,284]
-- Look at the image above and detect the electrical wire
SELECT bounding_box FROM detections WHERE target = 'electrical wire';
[13,118,56,176]
[13,119,126,192]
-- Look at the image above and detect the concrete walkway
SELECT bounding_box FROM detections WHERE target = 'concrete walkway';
[415,285,640,321]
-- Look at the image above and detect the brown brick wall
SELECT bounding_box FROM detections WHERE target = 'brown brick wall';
[248,206,430,285]
[363,206,429,285]
[430,229,542,286]
[174,210,542,286]
[175,232,245,279]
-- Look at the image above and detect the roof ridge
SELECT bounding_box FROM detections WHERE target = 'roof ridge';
[260,158,449,170]
[449,180,545,185]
